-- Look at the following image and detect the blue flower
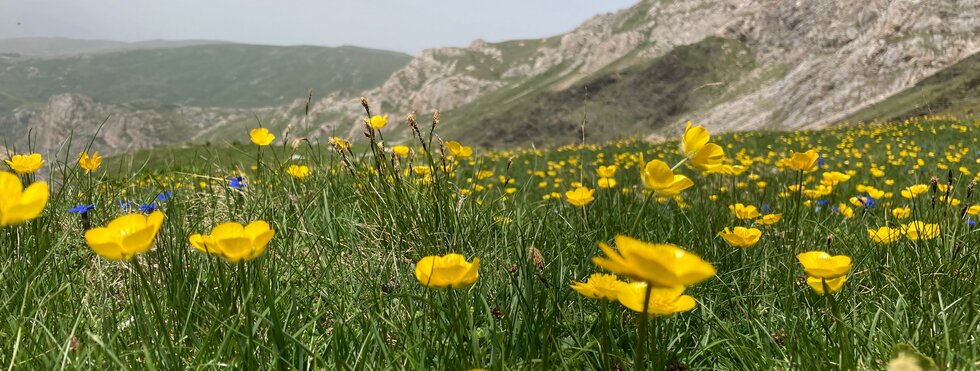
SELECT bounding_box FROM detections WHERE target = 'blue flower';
[831,206,840,214]
[817,156,824,166]
[967,219,977,228]
[761,203,772,213]
[157,191,173,201]
[861,196,876,208]
[118,200,135,211]
[229,176,245,189]
[140,202,158,214]
[816,199,828,206]
[69,204,95,214]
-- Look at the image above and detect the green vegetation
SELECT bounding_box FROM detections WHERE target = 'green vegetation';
[2,113,978,369]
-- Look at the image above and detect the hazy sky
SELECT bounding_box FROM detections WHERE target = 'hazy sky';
[0,0,639,54]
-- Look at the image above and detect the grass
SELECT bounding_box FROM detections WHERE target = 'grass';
[1,112,979,369]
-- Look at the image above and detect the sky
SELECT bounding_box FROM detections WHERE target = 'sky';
[0,0,639,54]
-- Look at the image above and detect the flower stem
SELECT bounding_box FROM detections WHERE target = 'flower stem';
[635,283,653,371]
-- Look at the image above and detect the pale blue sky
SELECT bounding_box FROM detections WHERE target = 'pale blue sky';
[0,0,639,54]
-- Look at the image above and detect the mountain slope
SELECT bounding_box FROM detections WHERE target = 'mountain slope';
[0,37,223,58]
[0,43,412,109]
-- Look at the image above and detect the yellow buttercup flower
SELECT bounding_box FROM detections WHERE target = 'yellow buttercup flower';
[85,211,165,260]
[286,164,312,179]
[783,150,819,172]
[805,275,847,295]
[0,171,49,226]
[640,158,693,196]
[593,235,715,287]
[570,273,627,301]
[392,145,410,157]
[598,177,617,189]
[414,253,480,289]
[617,282,696,316]
[821,171,851,186]
[797,251,851,279]
[719,227,761,248]
[756,213,782,225]
[704,164,747,176]
[868,226,902,244]
[729,203,761,220]
[78,152,102,172]
[249,128,275,146]
[680,122,710,158]
[966,205,980,216]
[189,221,275,262]
[330,136,351,150]
[369,114,388,130]
[892,207,911,219]
[565,186,595,207]
[900,184,929,199]
[5,153,44,174]
[596,165,617,178]
[445,141,473,158]
[902,221,940,241]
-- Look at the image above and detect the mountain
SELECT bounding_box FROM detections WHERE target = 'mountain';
[5,1,979,155]
[0,37,223,58]
[294,0,979,147]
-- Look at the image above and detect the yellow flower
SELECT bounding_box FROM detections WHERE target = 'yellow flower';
[392,145,410,157]
[902,221,940,241]
[892,207,911,219]
[593,235,715,287]
[330,136,351,150]
[570,273,627,301]
[821,171,851,186]
[704,164,747,176]
[719,227,761,248]
[85,211,165,260]
[640,158,693,196]
[966,205,980,216]
[783,150,819,172]
[369,114,388,130]
[729,203,761,219]
[900,184,929,199]
[680,122,710,158]
[617,282,696,316]
[756,213,782,225]
[805,275,847,295]
[445,141,473,158]
[249,128,275,146]
[868,226,902,244]
[414,253,480,289]
[838,203,854,218]
[189,221,275,262]
[5,153,44,174]
[565,186,595,207]
[598,177,617,189]
[286,164,312,179]
[796,251,851,279]
[78,152,102,172]
[0,171,49,226]
[596,165,617,178]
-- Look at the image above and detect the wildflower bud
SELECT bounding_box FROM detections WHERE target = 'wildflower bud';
[360,96,370,111]
[947,169,954,186]
[930,177,939,193]
[291,138,302,150]
[825,234,834,247]
[432,110,440,129]
[528,247,544,271]
[967,181,976,199]
[407,112,417,128]
[507,157,514,170]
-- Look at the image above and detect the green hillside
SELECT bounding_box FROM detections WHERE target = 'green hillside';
[0,43,412,109]
[442,37,763,147]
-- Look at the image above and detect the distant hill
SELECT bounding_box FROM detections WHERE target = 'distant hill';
[0,41,413,109]
[0,37,224,58]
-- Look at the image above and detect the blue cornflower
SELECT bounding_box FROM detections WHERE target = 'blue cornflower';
[157,191,173,201]
[761,203,772,213]
[816,199,828,206]
[817,156,824,166]
[229,176,245,189]
[862,196,876,208]
[831,206,841,214]
[967,219,977,228]
[140,201,158,214]
[69,204,95,215]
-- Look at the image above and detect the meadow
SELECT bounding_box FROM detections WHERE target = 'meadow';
[1,103,978,369]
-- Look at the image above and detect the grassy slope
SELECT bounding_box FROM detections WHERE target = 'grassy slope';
[842,51,980,123]
[0,43,412,109]
[4,117,978,369]
[442,37,757,148]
